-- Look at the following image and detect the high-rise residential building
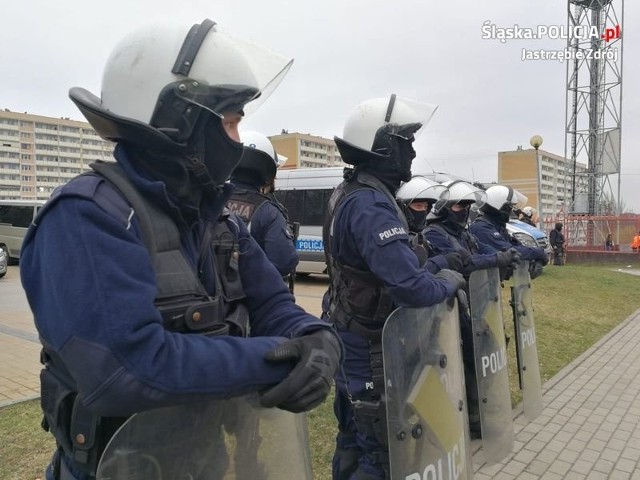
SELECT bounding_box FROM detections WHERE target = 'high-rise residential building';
[0,109,115,200]
[269,132,345,169]
[498,147,587,226]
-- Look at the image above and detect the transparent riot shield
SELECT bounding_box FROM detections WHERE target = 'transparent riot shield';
[469,268,514,463]
[96,393,313,480]
[511,261,543,421]
[383,302,473,480]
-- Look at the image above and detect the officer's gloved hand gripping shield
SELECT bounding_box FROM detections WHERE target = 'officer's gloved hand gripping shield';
[382,301,473,480]
[95,394,313,480]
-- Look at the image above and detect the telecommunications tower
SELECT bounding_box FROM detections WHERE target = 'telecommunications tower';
[564,0,624,233]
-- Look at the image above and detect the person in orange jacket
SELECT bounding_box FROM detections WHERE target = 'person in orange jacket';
[631,232,640,252]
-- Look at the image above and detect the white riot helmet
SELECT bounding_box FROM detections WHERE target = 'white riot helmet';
[427,180,486,227]
[396,176,447,232]
[233,130,287,185]
[522,206,536,218]
[334,94,438,182]
[396,176,448,205]
[431,180,486,216]
[69,19,293,186]
[481,185,528,221]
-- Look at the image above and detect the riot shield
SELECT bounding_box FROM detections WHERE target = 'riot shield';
[383,302,473,480]
[96,393,313,480]
[511,261,543,421]
[469,268,514,463]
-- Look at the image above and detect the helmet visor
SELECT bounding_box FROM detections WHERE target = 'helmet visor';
[383,95,438,140]
[511,189,528,212]
[453,189,487,210]
[433,181,486,215]
[411,183,449,205]
[224,31,294,117]
[178,28,293,119]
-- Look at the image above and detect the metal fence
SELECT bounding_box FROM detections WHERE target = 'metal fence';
[542,214,640,252]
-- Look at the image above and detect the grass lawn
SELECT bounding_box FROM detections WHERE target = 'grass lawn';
[2,263,640,480]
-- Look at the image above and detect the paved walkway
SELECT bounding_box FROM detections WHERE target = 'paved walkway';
[0,266,40,407]
[471,307,640,479]
[1,265,640,478]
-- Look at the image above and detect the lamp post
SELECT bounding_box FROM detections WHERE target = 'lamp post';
[530,135,544,232]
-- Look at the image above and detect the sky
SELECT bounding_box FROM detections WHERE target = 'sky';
[2,0,638,210]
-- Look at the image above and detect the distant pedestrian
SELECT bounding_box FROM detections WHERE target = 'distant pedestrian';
[549,223,566,265]
[605,233,613,251]
[631,232,640,253]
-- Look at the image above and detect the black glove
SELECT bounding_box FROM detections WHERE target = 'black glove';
[260,329,341,413]
[434,268,467,294]
[457,248,472,266]
[495,248,521,268]
[444,252,463,272]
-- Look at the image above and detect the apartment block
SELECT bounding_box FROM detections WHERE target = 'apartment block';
[269,131,345,169]
[498,148,586,222]
[0,109,115,200]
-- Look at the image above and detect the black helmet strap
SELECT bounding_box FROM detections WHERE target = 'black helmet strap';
[173,19,217,76]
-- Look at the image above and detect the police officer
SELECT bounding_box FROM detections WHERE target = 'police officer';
[469,185,548,280]
[20,19,341,480]
[422,180,519,437]
[322,94,466,480]
[228,131,298,277]
[395,175,463,272]
[520,206,537,227]
[549,222,566,266]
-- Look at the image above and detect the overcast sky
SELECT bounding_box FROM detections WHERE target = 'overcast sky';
[3,0,638,210]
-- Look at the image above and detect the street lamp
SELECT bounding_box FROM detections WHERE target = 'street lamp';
[530,135,544,232]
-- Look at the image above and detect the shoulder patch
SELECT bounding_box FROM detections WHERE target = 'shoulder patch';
[493,231,503,238]
[374,223,409,246]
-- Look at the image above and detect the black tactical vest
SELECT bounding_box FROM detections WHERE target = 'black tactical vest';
[90,161,249,336]
[37,161,249,478]
[323,172,409,335]
[227,187,271,226]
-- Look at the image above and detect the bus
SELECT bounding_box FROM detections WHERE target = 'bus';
[0,199,46,262]
[274,167,345,274]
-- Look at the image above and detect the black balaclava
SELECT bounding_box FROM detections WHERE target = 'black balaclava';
[370,124,419,183]
[555,223,563,231]
[398,201,430,233]
[441,204,471,233]
[482,204,512,224]
[127,113,244,208]
[336,123,420,194]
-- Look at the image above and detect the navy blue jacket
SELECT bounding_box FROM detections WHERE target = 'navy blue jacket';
[424,221,499,275]
[230,181,298,276]
[20,144,331,418]
[469,214,547,261]
[327,187,456,308]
